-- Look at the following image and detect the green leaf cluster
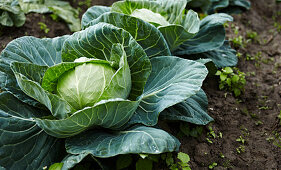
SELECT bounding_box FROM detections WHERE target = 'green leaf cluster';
[215,67,246,97]
[162,152,191,170]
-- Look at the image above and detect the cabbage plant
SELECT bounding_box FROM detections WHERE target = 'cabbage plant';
[0,0,25,27]
[81,0,237,69]
[0,23,212,169]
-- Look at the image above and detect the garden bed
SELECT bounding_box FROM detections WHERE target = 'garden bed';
[0,0,280,169]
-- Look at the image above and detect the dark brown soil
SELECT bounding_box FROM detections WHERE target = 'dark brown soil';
[0,0,280,169]
[179,0,281,169]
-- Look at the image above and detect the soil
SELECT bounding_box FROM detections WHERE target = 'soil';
[179,0,281,169]
[0,0,280,169]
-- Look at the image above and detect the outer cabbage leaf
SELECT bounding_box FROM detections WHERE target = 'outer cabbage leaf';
[61,153,89,170]
[0,35,69,106]
[208,0,229,14]
[61,153,107,170]
[220,0,251,14]
[0,0,26,27]
[192,41,237,68]
[81,6,111,27]
[184,41,238,68]
[128,56,208,126]
[36,99,140,138]
[158,10,200,51]
[160,89,213,125]
[174,13,233,55]
[65,126,180,158]
[82,12,171,58]
[0,92,64,170]
[62,23,151,100]
[229,0,251,10]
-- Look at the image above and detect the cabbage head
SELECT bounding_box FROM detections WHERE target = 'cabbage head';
[0,23,211,169]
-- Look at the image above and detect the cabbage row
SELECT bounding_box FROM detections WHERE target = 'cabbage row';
[0,0,240,169]
[0,0,80,31]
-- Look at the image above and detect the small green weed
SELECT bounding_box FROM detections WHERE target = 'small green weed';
[216,67,246,97]
[38,22,50,34]
[50,13,59,22]
[208,162,218,169]
[246,31,259,43]
[230,35,244,48]
[78,0,92,7]
[255,120,263,126]
[115,152,192,170]
[206,138,213,144]
[274,22,281,32]
[266,131,281,149]
[207,126,216,139]
[236,136,246,144]
[162,152,191,170]
[236,145,245,154]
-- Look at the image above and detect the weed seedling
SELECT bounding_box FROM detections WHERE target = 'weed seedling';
[162,152,191,170]
[236,145,245,154]
[208,162,218,169]
[50,13,59,22]
[231,35,244,48]
[38,22,50,34]
[216,67,246,97]
[236,136,246,144]
[266,132,281,149]
[207,126,216,139]
[78,0,92,7]
[206,138,213,144]
[219,132,223,138]
[246,31,259,43]
[255,120,263,126]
